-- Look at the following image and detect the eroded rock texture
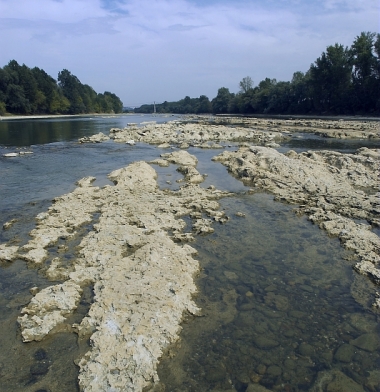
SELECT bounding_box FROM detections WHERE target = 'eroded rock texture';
[6,157,230,391]
[213,146,380,293]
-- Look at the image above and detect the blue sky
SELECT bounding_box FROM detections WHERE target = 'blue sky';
[0,0,378,107]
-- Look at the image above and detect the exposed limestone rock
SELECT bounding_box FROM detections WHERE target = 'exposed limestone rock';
[18,176,102,265]
[157,142,171,148]
[148,158,170,167]
[78,132,109,143]
[108,120,287,146]
[151,150,205,184]
[3,152,19,157]
[213,146,380,295]
[77,233,200,391]
[177,165,204,184]
[0,244,19,262]
[160,150,198,167]
[192,218,214,234]
[4,159,230,391]
[201,115,379,140]
[18,281,83,342]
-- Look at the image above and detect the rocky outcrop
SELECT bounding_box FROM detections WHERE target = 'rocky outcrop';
[4,158,230,391]
[105,117,379,156]
[204,115,379,139]
[154,150,205,184]
[213,146,380,303]
[0,244,19,262]
[18,281,83,342]
[79,132,109,143]
[109,121,286,147]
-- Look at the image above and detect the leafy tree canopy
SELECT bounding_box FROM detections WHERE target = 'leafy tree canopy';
[135,32,379,116]
[0,61,123,115]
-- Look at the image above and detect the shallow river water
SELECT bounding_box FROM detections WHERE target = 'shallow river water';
[0,115,379,391]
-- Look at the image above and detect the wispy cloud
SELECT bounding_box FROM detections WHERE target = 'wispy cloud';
[0,0,377,106]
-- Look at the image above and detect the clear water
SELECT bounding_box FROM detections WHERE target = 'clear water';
[279,133,380,154]
[0,116,378,391]
[157,194,380,391]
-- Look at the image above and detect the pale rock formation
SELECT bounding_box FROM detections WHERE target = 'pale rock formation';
[162,150,204,183]
[4,159,230,391]
[203,115,379,139]
[0,244,19,262]
[3,152,19,157]
[160,150,198,167]
[18,281,83,342]
[213,146,380,301]
[108,121,286,147]
[78,132,109,143]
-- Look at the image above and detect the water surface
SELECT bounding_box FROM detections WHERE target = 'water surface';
[0,116,378,391]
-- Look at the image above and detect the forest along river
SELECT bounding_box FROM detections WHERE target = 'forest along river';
[0,115,379,391]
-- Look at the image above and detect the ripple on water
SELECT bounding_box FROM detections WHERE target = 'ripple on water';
[157,193,380,392]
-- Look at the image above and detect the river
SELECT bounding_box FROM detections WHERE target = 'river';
[0,114,378,391]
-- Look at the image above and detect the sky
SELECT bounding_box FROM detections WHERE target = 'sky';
[0,0,378,107]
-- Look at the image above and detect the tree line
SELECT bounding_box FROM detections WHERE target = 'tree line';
[136,32,380,115]
[0,60,123,115]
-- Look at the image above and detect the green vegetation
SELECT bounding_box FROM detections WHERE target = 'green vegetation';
[136,32,380,115]
[0,61,123,115]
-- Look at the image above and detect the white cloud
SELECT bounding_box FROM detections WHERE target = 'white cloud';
[0,0,377,106]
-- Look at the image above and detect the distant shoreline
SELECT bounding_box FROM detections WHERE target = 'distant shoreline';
[1,112,379,122]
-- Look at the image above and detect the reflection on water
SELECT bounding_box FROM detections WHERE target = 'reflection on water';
[157,194,380,391]
[0,114,178,147]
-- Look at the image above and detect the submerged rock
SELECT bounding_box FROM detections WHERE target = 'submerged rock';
[310,369,365,392]
[350,333,380,352]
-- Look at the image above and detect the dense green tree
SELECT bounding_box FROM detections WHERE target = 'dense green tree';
[5,84,31,113]
[211,87,234,113]
[239,76,253,94]
[0,61,122,115]
[350,32,379,112]
[309,44,352,113]
[197,95,212,113]
[133,32,379,116]
[0,101,6,115]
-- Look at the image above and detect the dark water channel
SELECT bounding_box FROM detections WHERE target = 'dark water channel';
[0,116,379,391]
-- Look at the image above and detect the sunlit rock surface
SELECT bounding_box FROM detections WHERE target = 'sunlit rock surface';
[8,158,230,391]
[213,146,380,297]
